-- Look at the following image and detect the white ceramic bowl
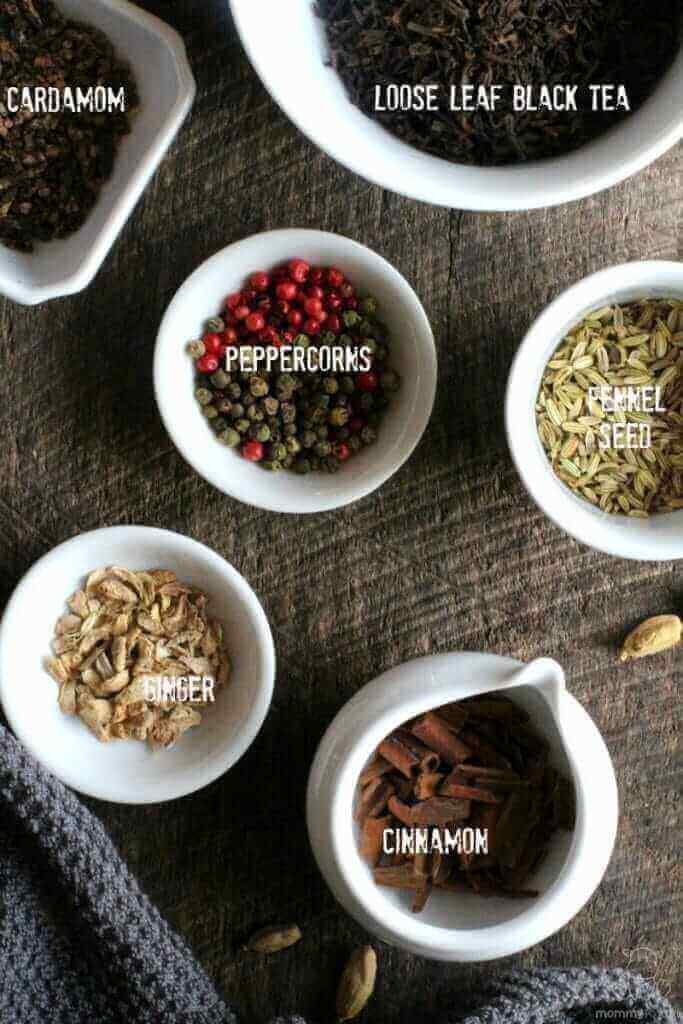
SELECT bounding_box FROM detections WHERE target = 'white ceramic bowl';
[0,0,195,306]
[229,0,683,212]
[154,229,437,513]
[0,526,275,804]
[307,653,618,961]
[506,260,683,561]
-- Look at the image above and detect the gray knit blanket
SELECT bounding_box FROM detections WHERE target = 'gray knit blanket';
[0,723,678,1024]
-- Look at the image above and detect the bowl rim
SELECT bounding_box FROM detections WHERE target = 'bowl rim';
[153,228,438,514]
[505,259,683,561]
[306,652,618,961]
[0,525,276,804]
[0,0,196,306]
[229,0,683,212]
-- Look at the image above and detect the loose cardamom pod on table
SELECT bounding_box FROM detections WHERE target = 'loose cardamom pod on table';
[336,945,377,1021]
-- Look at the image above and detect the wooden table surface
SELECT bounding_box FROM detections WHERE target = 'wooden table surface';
[0,2,680,1020]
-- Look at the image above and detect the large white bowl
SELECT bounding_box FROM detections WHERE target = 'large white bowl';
[229,0,683,212]
[0,0,195,306]
[154,229,437,514]
[506,261,683,561]
[307,653,618,961]
[0,527,275,804]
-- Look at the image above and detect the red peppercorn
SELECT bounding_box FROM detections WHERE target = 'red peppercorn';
[276,280,297,302]
[223,327,238,345]
[345,296,358,310]
[276,299,290,316]
[271,334,283,349]
[224,292,242,310]
[325,314,342,334]
[197,354,219,374]
[327,267,344,288]
[307,284,325,301]
[304,296,324,319]
[335,442,351,461]
[203,332,223,355]
[216,343,227,359]
[282,330,296,344]
[326,291,342,311]
[245,311,266,333]
[234,304,251,321]
[309,267,324,284]
[304,318,322,336]
[242,440,264,462]
[257,296,272,313]
[287,309,303,328]
[349,416,365,432]
[250,271,271,292]
[288,258,310,283]
[357,371,379,392]
[242,288,257,304]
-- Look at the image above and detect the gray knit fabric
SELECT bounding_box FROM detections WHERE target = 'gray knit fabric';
[0,723,678,1024]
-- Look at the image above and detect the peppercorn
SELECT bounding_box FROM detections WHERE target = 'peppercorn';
[250,376,269,397]
[228,383,242,400]
[361,426,377,445]
[211,370,231,389]
[206,316,225,332]
[242,393,255,408]
[360,297,378,316]
[315,441,332,457]
[269,442,287,462]
[340,375,355,394]
[301,430,316,449]
[188,340,206,359]
[294,459,312,474]
[329,406,349,428]
[286,437,302,455]
[218,428,241,447]
[203,405,218,420]
[323,377,339,395]
[195,387,213,406]
[229,403,244,420]
[280,401,296,424]
[343,310,361,328]
[263,396,279,416]
[316,426,329,441]
[359,393,374,412]
[234,418,250,434]
[283,423,297,437]
[216,399,232,415]
[211,417,228,433]
[263,460,282,472]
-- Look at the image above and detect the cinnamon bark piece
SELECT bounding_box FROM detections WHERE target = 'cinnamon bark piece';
[412,881,432,913]
[395,728,440,772]
[373,865,416,890]
[378,733,420,778]
[387,795,414,826]
[409,797,471,827]
[472,802,501,858]
[438,770,502,805]
[433,702,469,732]
[414,772,443,800]
[461,727,512,770]
[410,713,472,765]
[360,815,392,866]
[457,764,521,781]
[355,776,395,821]
[359,754,393,786]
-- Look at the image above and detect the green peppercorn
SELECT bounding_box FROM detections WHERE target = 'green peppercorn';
[280,401,296,424]
[228,383,242,400]
[263,396,279,416]
[188,340,206,359]
[316,425,329,441]
[360,297,378,316]
[269,442,287,462]
[203,405,218,420]
[361,426,377,445]
[252,424,271,443]
[206,316,225,332]
[234,418,249,435]
[217,427,240,448]
[320,332,336,346]
[250,375,269,397]
[246,405,262,422]
[262,460,283,472]
[343,310,361,328]
[211,369,230,389]
[348,435,362,452]
[195,387,213,406]
[315,441,332,457]
[285,437,301,455]
[301,430,316,449]
[211,417,228,433]
[276,374,296,399]
[293,333,310,349]
[340,375,355,394]
[323,377,339,395]
[328,406,349,428]
[242,393,255,408]
[283,454,294,469]
[363,338,378,356]
[229,403,244,420]
[283,422,297,437]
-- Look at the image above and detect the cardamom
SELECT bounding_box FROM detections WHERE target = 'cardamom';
[245,924,302,954]
[336,946,377,1021]
[619,614,683,662]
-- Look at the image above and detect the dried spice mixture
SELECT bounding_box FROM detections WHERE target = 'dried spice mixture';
[537,299,683,517]
[189,259,401,473]
[0,0,138,251]
[45,567,230,750]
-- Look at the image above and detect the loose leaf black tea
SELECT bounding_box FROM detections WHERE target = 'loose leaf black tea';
[0,0,138,252]
[316,0,681,166]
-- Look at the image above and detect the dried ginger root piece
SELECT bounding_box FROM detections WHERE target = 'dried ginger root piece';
[45,566,230,750]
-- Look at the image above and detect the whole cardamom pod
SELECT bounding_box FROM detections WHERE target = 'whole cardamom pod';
[245,924,302,953]
[619,614,682,661]
[336,945,377,1021]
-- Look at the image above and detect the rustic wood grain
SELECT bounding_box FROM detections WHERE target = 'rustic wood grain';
[0,2,681,1020]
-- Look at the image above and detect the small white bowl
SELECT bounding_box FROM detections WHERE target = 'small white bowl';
[0,526,275,804]
[307,653,618,962]
[229,0,683,212]
[0,0,195,306]
[154,229,437,514]
[506,260,683,561]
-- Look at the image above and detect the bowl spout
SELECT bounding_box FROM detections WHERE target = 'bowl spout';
[503,656,566,717]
